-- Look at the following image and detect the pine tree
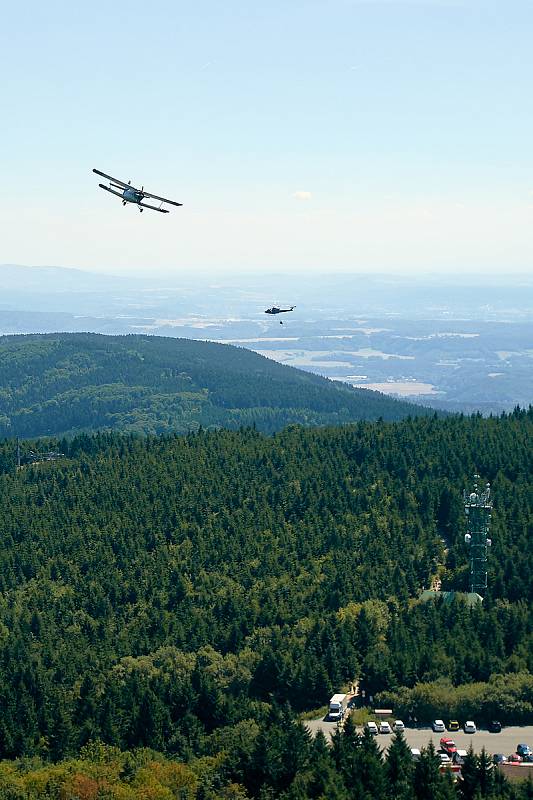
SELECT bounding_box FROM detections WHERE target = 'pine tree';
[355,728,385,799]
[330,720,362,797]
[477,748,495,797]
[134,687,168,751]
[458,745,479,800]
[521,774,533,800]
[280,711,312,793]
[414,741,442,800]
[342,715,360,749]
[305,730,348,799]
[437,769,457,800]
[47,697,74,760]
[386,730,414,800]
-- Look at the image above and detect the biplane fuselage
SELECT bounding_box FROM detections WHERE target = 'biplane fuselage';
[123,187,143,204]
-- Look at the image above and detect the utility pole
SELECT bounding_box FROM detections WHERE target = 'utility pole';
[464,475,492,595]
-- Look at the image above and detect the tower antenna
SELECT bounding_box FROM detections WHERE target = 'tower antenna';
[464,474,492,595]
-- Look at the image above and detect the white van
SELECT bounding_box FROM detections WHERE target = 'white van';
[453,749,468,765]
[365,721,378,735]
[328,694,347,722]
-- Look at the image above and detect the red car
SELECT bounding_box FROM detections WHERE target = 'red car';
[508,754,523,764]
[440,738,457,755]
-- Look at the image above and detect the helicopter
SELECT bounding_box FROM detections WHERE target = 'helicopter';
[265,305,295,315]
[264,305,296,324]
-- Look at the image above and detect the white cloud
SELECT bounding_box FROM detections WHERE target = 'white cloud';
[293,191,312,200]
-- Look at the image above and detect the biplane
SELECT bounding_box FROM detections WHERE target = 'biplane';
[93,168,182,213]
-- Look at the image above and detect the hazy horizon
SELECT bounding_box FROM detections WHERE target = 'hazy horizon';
[3,261,533,283]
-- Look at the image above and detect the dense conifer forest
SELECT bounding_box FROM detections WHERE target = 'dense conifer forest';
[0,409,531,797]
[0,333,430,438]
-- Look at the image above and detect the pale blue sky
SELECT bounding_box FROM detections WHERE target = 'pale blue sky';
[1,0,532,275]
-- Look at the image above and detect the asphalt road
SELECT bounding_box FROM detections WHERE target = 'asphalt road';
[305,717,533,759]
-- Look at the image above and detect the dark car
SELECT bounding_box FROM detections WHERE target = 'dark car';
[488,721,502,733]
[492,754,507,764]
[516,744,532,757]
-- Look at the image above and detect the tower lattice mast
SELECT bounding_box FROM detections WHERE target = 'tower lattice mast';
[464,475,492,595]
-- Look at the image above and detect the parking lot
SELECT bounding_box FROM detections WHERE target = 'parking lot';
[305,717,533,760]
[401,726,533,758]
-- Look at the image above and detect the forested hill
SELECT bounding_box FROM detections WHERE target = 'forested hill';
[0,332,431,438]
[0,411,530,779]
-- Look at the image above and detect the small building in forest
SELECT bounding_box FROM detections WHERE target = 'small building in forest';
[418,589,483,607]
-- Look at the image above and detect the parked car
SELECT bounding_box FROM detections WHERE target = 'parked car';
[508,753,523,764]
[454,750,468,766]
[492,754,507,765]
[410,748,421,761]
[438,752,451,764]
[432,719,446,733]
[488,720,502,733]
[447,720,460,732]
[365,721,378,735]
[379,721,392,734]
[440,737,457,755]
[393,720,405,732]
[516,744,532,757]
[464,720,477,734]
[522,754,533,763]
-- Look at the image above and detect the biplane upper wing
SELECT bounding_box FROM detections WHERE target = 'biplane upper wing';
[141,190,183,207]
[98,184,124,198]
[93,169,132,189]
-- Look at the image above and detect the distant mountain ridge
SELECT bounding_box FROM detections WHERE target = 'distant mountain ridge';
[0,263,130,292]
[0,332,433,438]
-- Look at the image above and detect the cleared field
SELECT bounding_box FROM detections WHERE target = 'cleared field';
[499,763,533,783]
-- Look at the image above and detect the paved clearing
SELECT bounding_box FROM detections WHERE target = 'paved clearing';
[305,718,533,759]
[401,726,533,758]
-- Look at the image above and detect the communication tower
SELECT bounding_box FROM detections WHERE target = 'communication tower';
[464,475,492,595]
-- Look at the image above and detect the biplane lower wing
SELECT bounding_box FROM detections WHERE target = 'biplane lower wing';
[139,201,169,213]
[98,184,123,198]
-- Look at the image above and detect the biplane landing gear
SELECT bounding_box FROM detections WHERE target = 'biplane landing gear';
[122,201,126,206]
[139,207,143,213]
